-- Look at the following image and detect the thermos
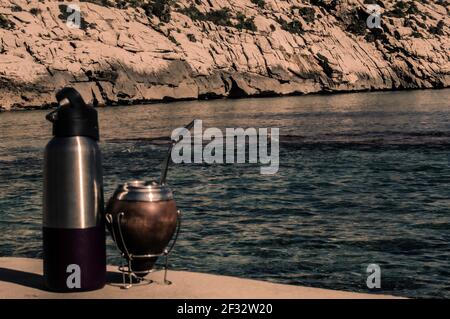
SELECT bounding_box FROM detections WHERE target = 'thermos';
[43,87,106,292]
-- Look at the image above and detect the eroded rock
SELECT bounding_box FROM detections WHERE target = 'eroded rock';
[0,0,448,110]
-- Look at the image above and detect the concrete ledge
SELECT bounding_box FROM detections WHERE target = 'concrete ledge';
[0,258,400,299]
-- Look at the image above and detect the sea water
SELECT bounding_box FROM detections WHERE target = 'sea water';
[1,89,449,298]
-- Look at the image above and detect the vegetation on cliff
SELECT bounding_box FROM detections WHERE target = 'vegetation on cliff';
[0,13,15,30]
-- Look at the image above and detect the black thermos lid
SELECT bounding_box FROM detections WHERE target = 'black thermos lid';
[46,87,100,141]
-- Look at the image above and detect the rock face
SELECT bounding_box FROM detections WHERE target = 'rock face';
[0,0,449,110]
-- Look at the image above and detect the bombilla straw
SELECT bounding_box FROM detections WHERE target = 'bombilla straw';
[160,119,196,185]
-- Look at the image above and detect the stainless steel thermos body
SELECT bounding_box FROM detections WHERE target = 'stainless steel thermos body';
[43,137,104,229]
[43,88,106,292]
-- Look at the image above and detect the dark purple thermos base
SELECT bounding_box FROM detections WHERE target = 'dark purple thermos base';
[43,226,106,292]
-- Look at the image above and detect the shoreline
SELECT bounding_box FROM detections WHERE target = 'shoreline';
[2,87,449,112]
[0,257,401,299]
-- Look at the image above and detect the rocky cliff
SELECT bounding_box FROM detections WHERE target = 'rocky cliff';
[0,0,449,110]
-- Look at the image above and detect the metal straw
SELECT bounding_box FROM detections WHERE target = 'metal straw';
[160,120,196,185]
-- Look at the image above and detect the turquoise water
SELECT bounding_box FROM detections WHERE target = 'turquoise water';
[1,90,449,298]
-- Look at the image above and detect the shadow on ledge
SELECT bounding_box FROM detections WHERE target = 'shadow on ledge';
[0,267,124,291]
[0,267,44,290]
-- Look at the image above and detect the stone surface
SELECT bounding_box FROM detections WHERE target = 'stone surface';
[0,0,449,110]
[0,257,401,298]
